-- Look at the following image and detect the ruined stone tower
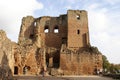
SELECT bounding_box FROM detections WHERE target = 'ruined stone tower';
[0,10,103,76]
[67,10,89,50]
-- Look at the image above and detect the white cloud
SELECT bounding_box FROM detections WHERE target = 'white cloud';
[105,0,120,5]
[66,0,79,4]
[65,1,120,63]
[87,3,100,10]
[85,3,120,63]
[0,0,120,64]
[0,0,43,41]
[88,11,108,32]
[65,6,72,10]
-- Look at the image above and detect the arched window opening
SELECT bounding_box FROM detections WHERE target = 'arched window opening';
[76,15,80,20]
[54,25,59,33]
[34,22,36,27]
[77,30,80,34]
[44,26,49,33]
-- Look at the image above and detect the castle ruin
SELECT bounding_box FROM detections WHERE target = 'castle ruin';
[0,10,102,77]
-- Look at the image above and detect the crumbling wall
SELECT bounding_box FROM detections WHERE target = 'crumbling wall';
[18,15,67,49]
[35,16,67,49]
[14,44,45,75]
[59,45,103,75]
[0,30,14,79]
[18,16,35,45]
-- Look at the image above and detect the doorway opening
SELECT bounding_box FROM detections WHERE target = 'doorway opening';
[53,50,60,68]
[14,66,18,75]
[46,53,49,67]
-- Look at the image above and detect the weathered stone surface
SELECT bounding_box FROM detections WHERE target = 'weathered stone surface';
[0,10,103,76]
[0,30,14,79]
[60,46,102,75]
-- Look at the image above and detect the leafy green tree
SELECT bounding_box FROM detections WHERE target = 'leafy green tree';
[109,64,116,73]
[102,55,110,73]
[102,55,120,74]
[114,64,120,73]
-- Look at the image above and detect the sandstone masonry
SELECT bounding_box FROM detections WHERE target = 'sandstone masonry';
[0,10,103,77]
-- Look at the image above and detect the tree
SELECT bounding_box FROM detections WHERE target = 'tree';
[113,64,120,73]
[102,55,120,74]
[102,55,110,73]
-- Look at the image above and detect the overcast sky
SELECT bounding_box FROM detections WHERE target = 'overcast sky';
[0,0,120,64]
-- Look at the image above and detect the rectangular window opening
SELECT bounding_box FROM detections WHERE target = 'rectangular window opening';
[77,30,80,34]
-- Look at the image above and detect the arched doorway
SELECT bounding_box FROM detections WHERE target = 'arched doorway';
[23,65,31,74]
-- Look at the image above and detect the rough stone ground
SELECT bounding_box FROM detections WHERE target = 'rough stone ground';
[13,76,114,80]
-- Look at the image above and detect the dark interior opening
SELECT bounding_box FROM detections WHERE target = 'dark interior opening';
[82,33,87,47]
[53,50,60,68]
[46,53,49,67]
[76,15,80,20]
[77,30,80,34]
[29,34,34,39]
[27,66,31,70]
[23,65,31,74]
[14,66,18,75]
[44,25,49,33]
[23,66,26,74]
[62,37,67,44]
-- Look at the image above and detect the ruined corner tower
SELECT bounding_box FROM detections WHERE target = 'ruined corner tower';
[67,10,89,50]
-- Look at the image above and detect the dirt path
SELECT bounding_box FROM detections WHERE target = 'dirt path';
[13,75,114,80]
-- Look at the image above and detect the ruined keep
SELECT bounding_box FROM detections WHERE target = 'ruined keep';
[0,10,103,77]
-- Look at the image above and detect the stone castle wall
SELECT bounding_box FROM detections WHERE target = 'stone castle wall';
[60,45,102,75]
[0,10,103,76]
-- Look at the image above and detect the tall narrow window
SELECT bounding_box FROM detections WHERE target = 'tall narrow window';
[34,22,36,27]
[54,25,59,33]
[77,30,80,34]
[44,26,49,33]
